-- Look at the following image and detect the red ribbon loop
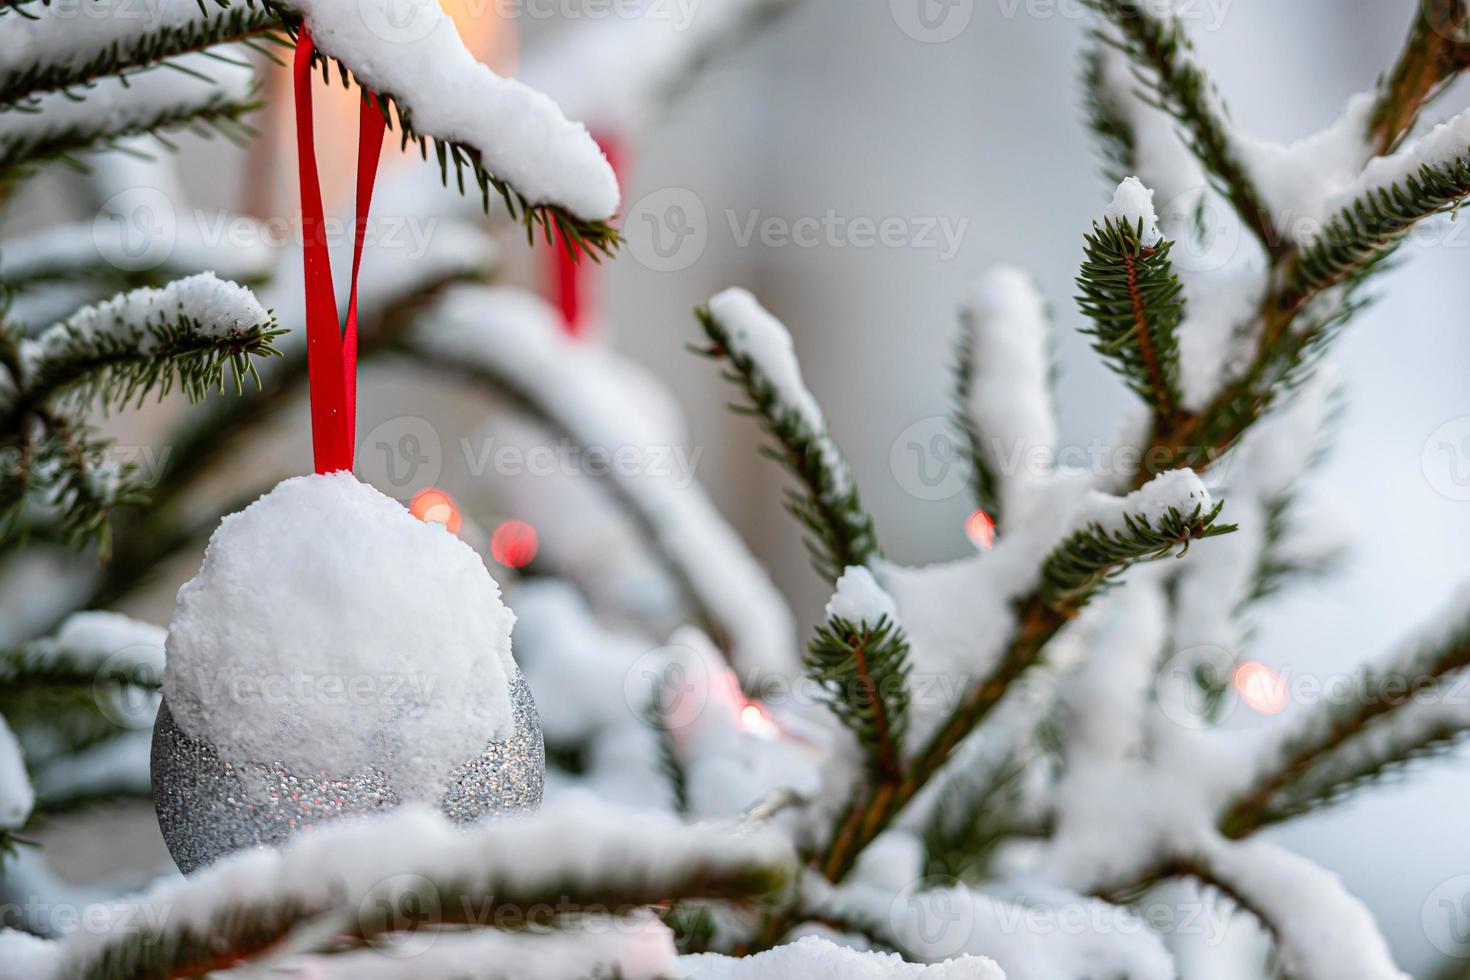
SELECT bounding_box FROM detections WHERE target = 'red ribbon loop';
[293,28,386,474]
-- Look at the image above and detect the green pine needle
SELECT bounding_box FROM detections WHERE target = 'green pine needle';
[1076,216,1185,416]
[808,613,912,778]
[693,305,879,584]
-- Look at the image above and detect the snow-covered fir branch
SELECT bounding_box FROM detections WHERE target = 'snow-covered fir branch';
[697,288,878,584]
[293,0,621,255]
[0,54,259,177]
[19,272,280,406]
[1076,178,1185,418]
[1083,0,1277,251]
[809,567,912,779]
[0,0,280,110]
[18,799,794,980]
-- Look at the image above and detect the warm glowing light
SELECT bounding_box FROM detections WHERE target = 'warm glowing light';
[965,509,996,550]
[409,488,462,534]
[739,701,780,741]
[1234,661,1289,715]
[490,519,539,569]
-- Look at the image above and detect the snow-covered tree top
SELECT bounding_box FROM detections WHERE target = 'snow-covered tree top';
[163,472,520,798]
[1101,176,1162,245]
[825,566,898,626]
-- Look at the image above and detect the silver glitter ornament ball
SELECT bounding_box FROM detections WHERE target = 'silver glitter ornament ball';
[151,669,544,875]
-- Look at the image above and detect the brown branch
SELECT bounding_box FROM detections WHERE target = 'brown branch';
[1124,245,1175,418]
[1370,0,1470,155]
[848,631,901,781]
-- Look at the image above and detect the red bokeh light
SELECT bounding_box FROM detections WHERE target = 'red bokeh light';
[409,488,462,534]
[965,509,996,550]
[490,519,539,569]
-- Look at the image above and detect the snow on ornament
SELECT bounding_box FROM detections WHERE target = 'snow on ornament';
[151,473,544,874]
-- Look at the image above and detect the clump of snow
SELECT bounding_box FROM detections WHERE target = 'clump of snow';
[1233,92,1376,242]
[163,472,519,800]
[1102,177,1162,245]
[0,716,34,830]
[961,266,1057,512]
[708,288,826,437]
[0,930,59,980]
[294,0,618,221]
[1329,105,1470,221]
[681,936,1004,979]
[21,272,272,383]
[826,566,898,626]
[1077,469,1213,535]
[1199,836,1408,980]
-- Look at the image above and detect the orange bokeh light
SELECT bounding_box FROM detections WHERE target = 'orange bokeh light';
[490,520,539,569]
[409,488,462,534]
[965,509,996,550]
[1234,661,1289,715]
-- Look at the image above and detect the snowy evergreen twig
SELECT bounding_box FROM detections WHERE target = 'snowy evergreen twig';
[695,291,879,584]
[1076,201,1185,419]
[1084,0,1278,252]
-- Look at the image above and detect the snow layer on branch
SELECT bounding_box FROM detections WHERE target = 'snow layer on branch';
[59,798,792,974]
[522,0,798,134]
[0,930,59,980]
[1102,177,1162,245]
[33,729,152,804]
[1175,264,1266,412]
[21,271,271,381]
[304,914,679,979]
[0,716,34,830]
[879,471,1095,745]
[826,566,898,626]
[163,472,519,800]
[509,580,656,746]
[681,935,1004,979]
[1198,835,1407,980]
[0,219,273,289]
[1075,468,1212,534]
[1233,93,1375,241]
[655,628,828,819]
[0,0,222,93]
[418,285,797,677]
[27,610,165,676]
[708,287,826,437]
[887,885,1174,980]
[961,266,1056,507]
[0,54,255,163]
[1320,104,1470,229]
[294,0,618,220]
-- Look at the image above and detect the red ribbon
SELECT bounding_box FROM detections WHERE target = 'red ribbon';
[293,28,386,474]
[547,131,622,337]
